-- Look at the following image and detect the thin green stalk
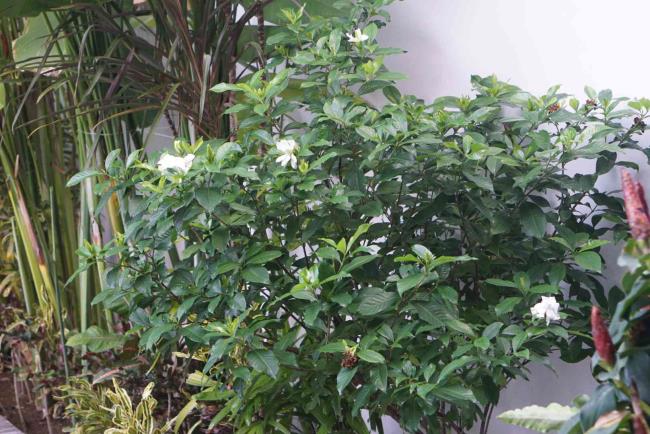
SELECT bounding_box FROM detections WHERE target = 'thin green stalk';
[77,169,90,337]
[83,174,112,328]
[11,218,35,316]
[49,187,70,380]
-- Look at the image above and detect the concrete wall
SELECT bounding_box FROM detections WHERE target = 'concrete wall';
[377,1,650,432]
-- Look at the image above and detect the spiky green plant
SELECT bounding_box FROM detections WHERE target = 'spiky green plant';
[1,0,347,338]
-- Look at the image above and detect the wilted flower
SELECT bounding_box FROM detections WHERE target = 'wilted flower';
[341,348,359,368]
[621,171,650,240]
[275,139,299,169]
[591,306,615,367]
[157,153,195,174]
[346,28,369,44]
[531,296,561,325]
[547,103,560,113]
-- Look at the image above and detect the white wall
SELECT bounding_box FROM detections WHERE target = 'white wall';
[378,1,650,432]
[381,0,650,99]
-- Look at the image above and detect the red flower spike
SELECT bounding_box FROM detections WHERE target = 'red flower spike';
[622,171,650,240]
[633,413,649,434]
[591,306,615,367]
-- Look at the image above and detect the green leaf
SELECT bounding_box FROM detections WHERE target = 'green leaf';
[242,266,270,284]
[412,244,433,261]
[66,326,126,352]
[241,0,350,25]
[357,288,398,316]
[318,341,346,353]
[446,319,475,336]
[341,255,378,273]
[210,83,242,93]
[357,349,385,364]
[348,223,371,250]
[142,324,175,350]
[436,356,476,385]
[468,106,499,123]
[579,385,618,431]
[352,385,375,416]
[578,239,610,252]
[336,367,358,394]
[186,371,217,388]
[195,188,222,211]
[521,203,547,238]
[323,97,346,122]
[397,273,424,296]
[13,13,68,70]
[463,170,493,192]
[247,250,282,265]
[495,297,522,316]
[316,246,339,261]
[213,141,241,162]
[247,350,279,378]
[430,385,477,404]
[67,170,102,187]
[430,255,475,269]
[574,251,602,272]
[0,0,98,16]
[498,403,578,433]
[174,399,198,434]
[370,364,388,391]
[550,237,573,250]
[529,284,560,294]
[474,336,490,350]
[482,322,503,339]
[412,302,443,327]
[486,278,518,288]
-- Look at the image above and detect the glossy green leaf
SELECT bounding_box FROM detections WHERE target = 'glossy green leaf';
[574,251,602,273]
[336,367,357,394]
[247,350,279,378]
[242,266,270,284]
[66,326,126,352]
[357,349,385,364]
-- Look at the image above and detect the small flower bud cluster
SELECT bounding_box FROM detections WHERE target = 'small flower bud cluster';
[341,348,359,368]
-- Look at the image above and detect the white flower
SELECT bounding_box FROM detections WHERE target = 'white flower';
[530,296,561,325]
[157,153,195,174]
[346,28,369,44]
[275,139,299,169]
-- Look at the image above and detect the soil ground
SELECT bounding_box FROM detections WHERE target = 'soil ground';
[0,372,64,434]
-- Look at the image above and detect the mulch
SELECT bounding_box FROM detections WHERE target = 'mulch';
[0,372,64,434]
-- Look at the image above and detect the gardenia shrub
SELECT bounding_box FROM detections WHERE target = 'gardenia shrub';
[499,172,650,434]
[72,1,650,432]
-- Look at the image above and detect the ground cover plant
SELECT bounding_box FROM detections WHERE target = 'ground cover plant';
[68,1,650,433]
